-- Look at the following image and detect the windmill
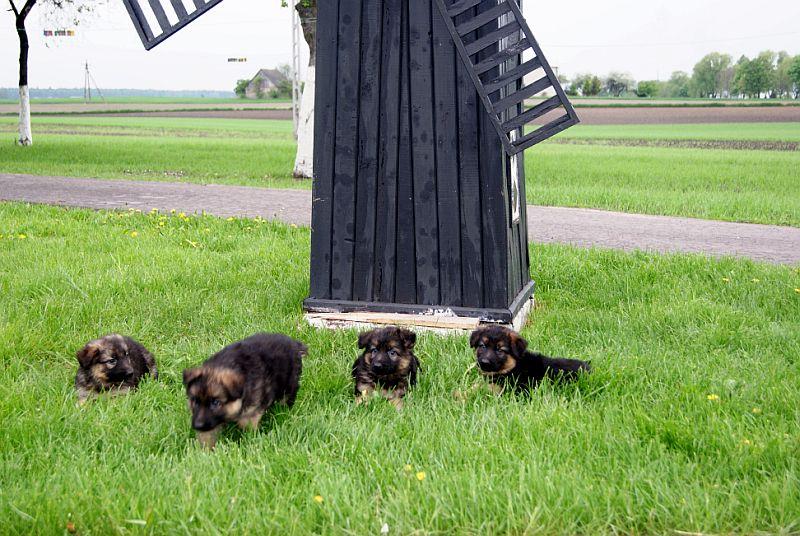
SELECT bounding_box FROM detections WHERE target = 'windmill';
[122,0,578,329]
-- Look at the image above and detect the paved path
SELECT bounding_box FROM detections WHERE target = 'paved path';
[1,173,798,265]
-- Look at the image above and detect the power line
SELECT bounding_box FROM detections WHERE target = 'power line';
[548,30,800,49]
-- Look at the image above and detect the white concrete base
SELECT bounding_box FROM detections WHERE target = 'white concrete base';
[305,297,535,336]
[18,85,32,146]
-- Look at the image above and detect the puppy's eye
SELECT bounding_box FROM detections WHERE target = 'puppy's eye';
[478,343,486,349]
[210,399,222,409]
[371,348,378,355]
[388,349,397,358]
[106,359,117,367]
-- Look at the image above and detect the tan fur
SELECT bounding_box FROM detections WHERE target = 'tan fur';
[196,430,218,449]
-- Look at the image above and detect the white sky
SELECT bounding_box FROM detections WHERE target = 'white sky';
[2,0,799,91]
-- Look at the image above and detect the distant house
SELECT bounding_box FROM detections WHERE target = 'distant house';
[245,68,288,99]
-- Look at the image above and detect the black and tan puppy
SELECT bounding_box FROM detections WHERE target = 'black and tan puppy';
[470,325,590,393]
[75,334,157,404]
[183,333,305,449]
[352,326,419,409]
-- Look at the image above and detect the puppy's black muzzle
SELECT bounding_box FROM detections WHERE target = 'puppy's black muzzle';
[192,418,217,432]
[371,361,396,375]
[477,352,503,373]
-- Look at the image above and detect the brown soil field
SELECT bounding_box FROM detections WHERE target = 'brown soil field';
[553,138,799,151]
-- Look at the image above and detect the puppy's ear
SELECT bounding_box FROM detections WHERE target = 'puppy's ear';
[357,331,374,350]
[398,328,416,350]
[469,328,486,348]
[508,331,528,356]
[183,367,203,387]
[217,369,245,400]
[76,343,99,368]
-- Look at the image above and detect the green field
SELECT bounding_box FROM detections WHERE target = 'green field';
[1,116,799,226]
[0,97,291,105]
[1,203,798,534]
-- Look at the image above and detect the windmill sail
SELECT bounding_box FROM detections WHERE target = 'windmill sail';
[122,0,226,50]
[434,0,578,155]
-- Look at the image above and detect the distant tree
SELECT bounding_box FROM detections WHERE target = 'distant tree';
[661,71,691,98]
[234,79,249,99]
[732,55,750,97]
[582,75,602,97]
[604,72,634,97]
[636,80,659,98]
[788,56,800,98]
[691,52,732,98]
[9,0,105,146]
[774,51,793,98]
[253,75,265,99]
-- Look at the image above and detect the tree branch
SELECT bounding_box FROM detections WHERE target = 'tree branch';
[20,0,36,19]
[8,0,19,17]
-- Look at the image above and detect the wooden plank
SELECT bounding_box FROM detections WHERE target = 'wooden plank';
[465,21,520,56]
[395,0,417,305]
[409,0,440,306]
[146,0,171,33]
[455,2,509,35]
[455,4,484,308]
[475,0,508,309]
[501,95,561,132]
[483,56,542,94]
[373,0,403,303]
[352,0,382,302]
[447,0,484,17]
[121,0,155,45]
[308,0,340,300]
[192,0,204,9]
[433,1,462,307]
[473,38,529,75]
[330,0,362,301]
[512,113,574,153]
[491,76,551,112]
[307,311,481,331]
[169,0,188,19]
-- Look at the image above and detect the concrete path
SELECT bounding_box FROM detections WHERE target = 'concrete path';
[1,173,798,265]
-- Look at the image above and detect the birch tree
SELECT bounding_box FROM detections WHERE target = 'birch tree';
[9,0,104,146]
[289,0,316,178]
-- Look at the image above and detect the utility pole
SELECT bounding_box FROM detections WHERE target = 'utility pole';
[83,62,106,104]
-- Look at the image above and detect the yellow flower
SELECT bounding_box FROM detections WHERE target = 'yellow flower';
[751,407,762,414]
[130,231,138,238]
[226,217,235,222]
[313,495,324,504]
[741,438,751,446]
[794,288,800,294]
[158,221,165,227]
[416,471,426,481]
[17,233,27,239]
[290,224,298,229]
[403,464,413,472]
[170,209,176,214]
[707,394,720,401]
[721,277,730,283]
[179,212,186,218]
[751,278,760,283]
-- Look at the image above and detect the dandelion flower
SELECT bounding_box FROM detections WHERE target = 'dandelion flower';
[751,278,760,283]
[17,233,27,239]
[751,407,762,414]
[416,471,426,481]
[707,394,720,401]
[721,277,730,283]
[226,217,235,222]
[794,288,800,294]
[130,231,138,238]
[313,495,324,504]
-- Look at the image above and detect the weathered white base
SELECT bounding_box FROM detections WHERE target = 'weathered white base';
[305,298,534,336]
[293,65,315,178]
[18,85,32,146]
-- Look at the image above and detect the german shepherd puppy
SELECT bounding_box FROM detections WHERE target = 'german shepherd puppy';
[352,327,419,409]
[75,334,157,404]
[469,325,590,392]
[183,333,305,449]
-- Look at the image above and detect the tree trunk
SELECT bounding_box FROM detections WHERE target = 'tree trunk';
[293,1,316,179]
[14,0,36,146]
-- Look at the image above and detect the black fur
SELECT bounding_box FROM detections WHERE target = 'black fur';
[352,326,419,407]
[469,325,590,391]
[183,333,305,448]
[75,334,157,402]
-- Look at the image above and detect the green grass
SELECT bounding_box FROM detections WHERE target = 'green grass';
[0,97,292,105]
[1,203,798,534]
[556,122,800,142]
[1,117,799,226]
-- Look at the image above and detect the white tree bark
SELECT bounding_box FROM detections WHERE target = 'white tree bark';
[18,85,32,146]
[293,64,315,179]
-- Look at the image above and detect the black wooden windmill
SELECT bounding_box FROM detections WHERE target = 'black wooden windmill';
[123,0,578,328]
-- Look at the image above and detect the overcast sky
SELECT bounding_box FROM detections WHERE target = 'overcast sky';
[2,0,799,91]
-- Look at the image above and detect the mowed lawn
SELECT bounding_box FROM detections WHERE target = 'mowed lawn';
[1,203,799,534]
[1,116,800,226]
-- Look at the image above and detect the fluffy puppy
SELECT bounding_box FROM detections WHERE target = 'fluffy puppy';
[183,333,305,449]
[352,326,419,409]
[75,334,157,404]
[469,325,590,392]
